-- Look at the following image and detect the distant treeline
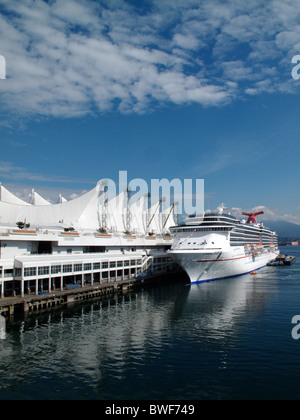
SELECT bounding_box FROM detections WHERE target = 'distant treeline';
[278,237,300,246]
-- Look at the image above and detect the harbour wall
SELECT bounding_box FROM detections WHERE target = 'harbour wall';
[0,269,188,318]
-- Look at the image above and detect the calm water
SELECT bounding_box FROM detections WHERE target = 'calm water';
[1,246,300,401]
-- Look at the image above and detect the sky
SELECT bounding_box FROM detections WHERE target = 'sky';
[0,0,300,223]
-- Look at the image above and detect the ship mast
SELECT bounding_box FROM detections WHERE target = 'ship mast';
[125,186,132,233]
[147,198,162,231]
[162,202,175,232]
[98,180,109,231]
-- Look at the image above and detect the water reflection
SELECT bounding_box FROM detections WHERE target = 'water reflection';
[187,273,275,335]
[0,268,283,399]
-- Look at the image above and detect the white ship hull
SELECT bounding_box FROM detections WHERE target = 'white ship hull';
[169,247,280,283]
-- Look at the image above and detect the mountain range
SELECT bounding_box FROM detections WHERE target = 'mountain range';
[263,220,300,239]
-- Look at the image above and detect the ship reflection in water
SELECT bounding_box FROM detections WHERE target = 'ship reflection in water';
[1,257,300,400]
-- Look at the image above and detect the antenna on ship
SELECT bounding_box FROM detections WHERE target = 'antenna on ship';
[217,203,227,215]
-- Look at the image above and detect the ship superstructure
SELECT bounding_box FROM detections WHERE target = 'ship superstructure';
[168,205,279,283]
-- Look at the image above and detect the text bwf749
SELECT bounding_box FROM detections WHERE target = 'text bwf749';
[149,405,195,415]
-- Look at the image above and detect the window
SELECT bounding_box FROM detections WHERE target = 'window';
[15,268,22,277]
[84,263,91,271]
[130,260,136,266]
[4,269,13,278]
[74,264,82,272]
[63,264,72,273]
[51,265,61,274]
[84,273,91,282]
[109,261,116,268]
[124,260,129,267]
[24,267,36,277]
[38,266,49,276]
[93,263,100,270]
[102,262,108,269]
[117,261,123,267]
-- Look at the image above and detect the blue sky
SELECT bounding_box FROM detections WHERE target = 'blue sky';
[0,0,300,222]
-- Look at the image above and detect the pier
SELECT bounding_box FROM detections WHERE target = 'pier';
[0,269,187,318]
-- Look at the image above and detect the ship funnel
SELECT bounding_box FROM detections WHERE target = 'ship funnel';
[242,211,264,224]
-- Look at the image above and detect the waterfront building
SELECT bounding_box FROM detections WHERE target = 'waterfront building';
[0,183,176,298]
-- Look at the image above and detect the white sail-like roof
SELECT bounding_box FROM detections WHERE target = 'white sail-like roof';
[74,184,101,230]
[161,205,176,233]
[129,194,147,235]
[106,190,126,233]
[0,183,176,235]
[30,189,52,206]
[58,194,67,203]
[0,184,31,206]
[147,202,162,235]
[0,185,100,229]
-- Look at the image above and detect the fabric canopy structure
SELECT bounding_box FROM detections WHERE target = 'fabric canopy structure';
[0,183,176,234]
[0,183,31,206]
[30,189,52,206]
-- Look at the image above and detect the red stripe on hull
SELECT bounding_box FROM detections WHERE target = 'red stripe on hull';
[197,252,273,263]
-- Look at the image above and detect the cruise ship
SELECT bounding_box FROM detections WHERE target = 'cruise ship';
[168,205,279,283]
[0,182,177,298]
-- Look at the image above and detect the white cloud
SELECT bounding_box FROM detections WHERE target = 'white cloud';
[0,0,299,118]
[222,60,255,81]
[231,206,300,225]
[173,34,200,51]
[2,182,90,204]
[0,160,94,185]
